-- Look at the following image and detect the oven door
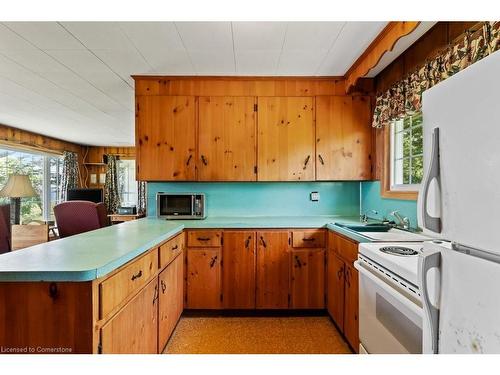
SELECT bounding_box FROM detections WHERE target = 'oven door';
[356,262,423,354]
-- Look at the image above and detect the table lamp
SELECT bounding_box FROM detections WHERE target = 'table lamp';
[0,174,37,225]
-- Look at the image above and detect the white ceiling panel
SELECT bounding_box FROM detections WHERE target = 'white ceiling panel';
[0,21,427,146]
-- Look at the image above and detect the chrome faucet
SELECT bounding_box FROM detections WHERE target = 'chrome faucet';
[390,210,410,230]
[361,209,378,223]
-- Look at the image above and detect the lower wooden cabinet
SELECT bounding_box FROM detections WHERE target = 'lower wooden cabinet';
[327,231,360,352]
[158,253,184,351]
[222,231,256,309]
[290,249,325,309]
[186,248,221,309]
[100,278,159,354]
[255,231,290,309]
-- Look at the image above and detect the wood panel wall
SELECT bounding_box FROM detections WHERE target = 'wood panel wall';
[83,146,136,188]
[372,21,479,181]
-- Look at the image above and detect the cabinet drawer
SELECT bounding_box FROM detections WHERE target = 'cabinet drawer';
[329,232,358,264]
[187,230,222,247]
[292,230,326,248]
[159,233,184,269]
[100,249,158,319]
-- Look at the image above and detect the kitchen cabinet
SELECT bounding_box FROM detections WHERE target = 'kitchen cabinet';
[100,278,158,354]
[327,231,359,352]
[222,231,256,308]
[186,248,221,309]
[290,249,325,309]
[257,97,315,181]
[316,96,372,180]
[255,231,290,309]
[198,96,257,181]
[135,95,196,181]
[158,253,183,351]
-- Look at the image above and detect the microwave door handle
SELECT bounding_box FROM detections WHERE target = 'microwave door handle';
[418,251,441,354]
[420,127,442,233]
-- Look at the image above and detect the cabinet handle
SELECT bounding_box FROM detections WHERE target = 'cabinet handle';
[131,270,143,281]
[153,284,159,305]
[294,255,302,268]
[171,245,179,251]
[337,266,344,280]
[197,237,211,241]
[318,154,325,165]
[201,155,208,166]
[303,155,310,170]
[346,268,351,288]
[209,255,218,268]
[245,236,251,249]
[302,237,315,242]
[260,236,267,248]
[161,280,166,294]
[186,154,193,166]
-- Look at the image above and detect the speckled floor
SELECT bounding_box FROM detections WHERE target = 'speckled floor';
[163,315,352,354]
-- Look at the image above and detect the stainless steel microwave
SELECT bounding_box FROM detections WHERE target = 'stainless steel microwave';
[157,193,206,219]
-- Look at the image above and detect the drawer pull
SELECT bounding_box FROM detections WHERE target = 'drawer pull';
[197,237,211,241]
[302,237,315,242]
[171,245,179,251]
[260,236,267,248]
[161,280,167,294]
[131,270,143,281]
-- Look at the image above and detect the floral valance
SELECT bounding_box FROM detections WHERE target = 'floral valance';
[373,21,500,128]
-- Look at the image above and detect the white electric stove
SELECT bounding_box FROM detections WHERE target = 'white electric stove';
[355,242,426,354]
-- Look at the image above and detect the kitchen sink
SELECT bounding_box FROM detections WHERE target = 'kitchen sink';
[335,222,392,232]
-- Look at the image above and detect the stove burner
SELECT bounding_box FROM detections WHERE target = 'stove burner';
[379,246,419,256]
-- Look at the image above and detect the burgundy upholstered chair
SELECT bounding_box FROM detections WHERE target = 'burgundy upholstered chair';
[0,204,11,253]
[54,200,110,238]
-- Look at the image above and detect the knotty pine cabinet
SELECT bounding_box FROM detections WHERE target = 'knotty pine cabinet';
[135,95,196,181]
[198,96,257,181]
[255,230,290,309]
[186,248,222,309]
[327,231,360,352]
[222,231,256,308]
[257,97,315,181]
[316,95,372,180]
[290,249,326,309]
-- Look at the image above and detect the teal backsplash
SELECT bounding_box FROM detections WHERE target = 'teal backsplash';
[147,182,360,217]
[360,181,418,229]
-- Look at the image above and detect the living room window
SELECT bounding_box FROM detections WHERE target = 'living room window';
[117,159,137,207]
[0,146,63,223]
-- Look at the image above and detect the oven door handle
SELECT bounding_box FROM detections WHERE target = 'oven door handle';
[354,261,422,317]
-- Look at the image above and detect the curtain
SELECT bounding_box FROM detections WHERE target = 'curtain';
[373,21,500,128]
[104,155,120,214]
[60,151,80,201]
[137,181,147,215]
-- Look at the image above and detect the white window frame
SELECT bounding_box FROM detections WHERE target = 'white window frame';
[389,114,423,192]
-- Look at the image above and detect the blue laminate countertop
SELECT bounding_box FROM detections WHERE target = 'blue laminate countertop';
[0,215,373,282]
[0,218,184,282]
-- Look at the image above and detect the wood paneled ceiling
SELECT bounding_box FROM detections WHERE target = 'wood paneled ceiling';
[0,22,392,146]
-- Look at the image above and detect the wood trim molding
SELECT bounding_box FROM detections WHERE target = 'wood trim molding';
[381,125,418,201]
[345,21,421,93]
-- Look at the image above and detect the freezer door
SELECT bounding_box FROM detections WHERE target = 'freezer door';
[420,50,500,253]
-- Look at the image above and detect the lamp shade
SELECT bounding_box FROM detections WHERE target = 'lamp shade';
[0,174,37,198]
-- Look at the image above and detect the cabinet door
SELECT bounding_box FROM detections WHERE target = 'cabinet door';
[101,279,158,354]
[327,250,345,330]
[158,253,184,351]
[186,248,221,309]
[136,95,196,181]
[290,249,326,309]
[256,231,290,309]
[257,97,315,181]
[344,263,359,352]
[222,231,256,308]
[316,96,372,180]
[198,96,257,181]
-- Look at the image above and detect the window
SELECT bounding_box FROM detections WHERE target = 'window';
[390,112,423,191]
[117,159,137,207]
[0,147,63,223]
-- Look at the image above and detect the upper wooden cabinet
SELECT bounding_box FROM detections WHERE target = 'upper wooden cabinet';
[257,97,315,181]
[135,95,196,181]
[198,97,257,181]
[316,96,372,180]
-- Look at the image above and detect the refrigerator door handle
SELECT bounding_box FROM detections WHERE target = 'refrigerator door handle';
[420,127,442,233]
[418,250,441,354]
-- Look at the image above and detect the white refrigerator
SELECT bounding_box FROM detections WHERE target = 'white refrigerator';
[417,49,500,353]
